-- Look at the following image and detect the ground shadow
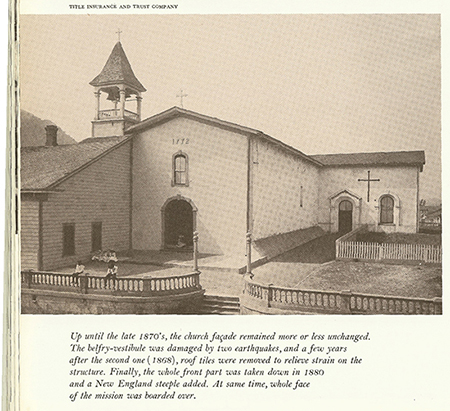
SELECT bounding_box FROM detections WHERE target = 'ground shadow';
[272,233,341,264]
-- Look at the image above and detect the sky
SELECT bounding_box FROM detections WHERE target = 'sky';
[19,14,441,200]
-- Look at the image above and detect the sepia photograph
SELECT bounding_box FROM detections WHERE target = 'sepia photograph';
[19,14,441,315]
[10,5,450,411]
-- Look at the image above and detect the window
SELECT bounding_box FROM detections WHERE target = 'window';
[62,223,75,256]
[380,195,394,224]
[91,222,102,252]
[173,152,188,186]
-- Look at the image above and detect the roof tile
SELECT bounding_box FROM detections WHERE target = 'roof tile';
[311,151,425,167]
[89,42,146,92]
[21,137,125,190]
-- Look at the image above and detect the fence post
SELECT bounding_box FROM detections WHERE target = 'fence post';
[193,231,199,272]
[267,283,273,308]
[24,270,33,288]
[79,276,88,294]
[142,278,152,295]
[340,290,353,314]
[378,243,384,260]
[246,232,252,275]
[433,297,442,315]
[425,245,430,263]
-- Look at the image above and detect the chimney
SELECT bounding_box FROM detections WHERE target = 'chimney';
[45,125,58,146]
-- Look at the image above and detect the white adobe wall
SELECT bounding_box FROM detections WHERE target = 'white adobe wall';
[132,117,248,257]
[318,165,420,233]
[41,142,132,270]
[20,200,40,270]
[92,120,125,138]
[251,138,320,239]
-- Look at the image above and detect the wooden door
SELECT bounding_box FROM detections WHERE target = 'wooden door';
[338,200,353,233]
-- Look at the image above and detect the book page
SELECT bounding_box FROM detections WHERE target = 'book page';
[12,1,449,410]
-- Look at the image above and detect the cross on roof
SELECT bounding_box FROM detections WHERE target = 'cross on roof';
[358,170,380,202]
[177,89,188,108]
[116,28,122,42]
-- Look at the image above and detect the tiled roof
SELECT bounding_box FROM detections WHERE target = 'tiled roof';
[89,42,146,92]
[21,137,127,190]
[311,151,425,168]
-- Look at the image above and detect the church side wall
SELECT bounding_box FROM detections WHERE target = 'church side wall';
[132,117,248,257]
[318,165,419,233]
[41,142,131,270]
[251,138,320,239]
[20,200,39,270]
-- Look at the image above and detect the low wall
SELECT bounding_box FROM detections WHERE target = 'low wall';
[240,276,442,315]
[21,271,204,315]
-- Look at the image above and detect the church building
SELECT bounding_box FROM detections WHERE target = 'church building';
[20,42,425,271]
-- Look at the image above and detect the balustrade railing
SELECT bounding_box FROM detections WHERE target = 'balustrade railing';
[349,293,440,315]
[98,109,119,119]
[21,270,201,296]
[98,109,139,121]
[242,277,442,315]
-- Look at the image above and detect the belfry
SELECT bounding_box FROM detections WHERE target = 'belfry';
[89,42,146,137]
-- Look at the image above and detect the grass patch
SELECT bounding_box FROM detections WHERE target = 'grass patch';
[253,260,441,299]
[293,261,440,299]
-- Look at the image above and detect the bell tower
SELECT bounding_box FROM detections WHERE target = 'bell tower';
[90,42,146,137]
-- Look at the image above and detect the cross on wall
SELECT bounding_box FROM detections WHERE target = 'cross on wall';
[358,170,380,202]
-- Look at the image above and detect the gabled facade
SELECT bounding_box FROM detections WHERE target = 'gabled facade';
[319,158,424,233]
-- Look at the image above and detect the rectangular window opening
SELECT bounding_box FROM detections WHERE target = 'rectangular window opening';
[91,222,102,252]
[62,223,75,256]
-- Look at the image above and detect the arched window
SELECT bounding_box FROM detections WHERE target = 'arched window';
[380,195,394,224]
[173,152,188,186]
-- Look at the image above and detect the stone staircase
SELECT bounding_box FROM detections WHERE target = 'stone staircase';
[199,295,241,315]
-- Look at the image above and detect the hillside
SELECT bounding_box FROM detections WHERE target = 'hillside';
[20,110,77,146]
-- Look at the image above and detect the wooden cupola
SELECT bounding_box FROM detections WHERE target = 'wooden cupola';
[90,42,146,137]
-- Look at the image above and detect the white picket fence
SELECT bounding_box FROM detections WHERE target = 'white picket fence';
[336,241,441,263]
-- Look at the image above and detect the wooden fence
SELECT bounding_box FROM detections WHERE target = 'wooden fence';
[241,277,442,315]
[336,241,441,263]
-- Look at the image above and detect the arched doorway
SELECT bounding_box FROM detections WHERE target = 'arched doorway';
[163,199,194,249]
[339,200,353,233]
